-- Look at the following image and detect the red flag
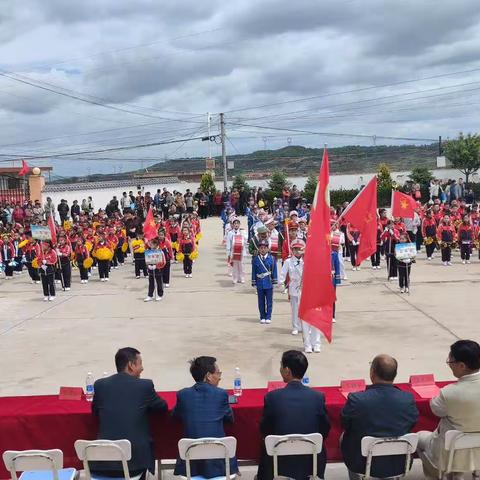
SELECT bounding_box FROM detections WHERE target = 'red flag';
[298,148,336,343]
[48,215,57,246]
[391,190,417,219]
[143,207,157,241]
[18,160,30,176]
[339,176,378,266]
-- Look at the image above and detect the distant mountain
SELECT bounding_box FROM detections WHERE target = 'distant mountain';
[47,143,438,184]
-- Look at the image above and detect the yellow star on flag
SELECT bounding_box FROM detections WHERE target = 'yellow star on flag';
[400,199,409,209]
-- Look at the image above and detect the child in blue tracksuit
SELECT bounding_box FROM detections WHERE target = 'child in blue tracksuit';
[251,240,278,324]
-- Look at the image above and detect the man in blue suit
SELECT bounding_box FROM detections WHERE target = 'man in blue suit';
[173,356,238,479]
[252,240,278,324]
[257,350,330,480]
[341,354,419,479]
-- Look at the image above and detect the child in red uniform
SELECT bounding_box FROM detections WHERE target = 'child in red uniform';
[179,226,196,278]
[40,241,58,301]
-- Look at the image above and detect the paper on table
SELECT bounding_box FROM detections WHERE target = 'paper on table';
[59,386,84,401]
[340,379,366,399]
[410,374,440,399]
[267,381,286,392]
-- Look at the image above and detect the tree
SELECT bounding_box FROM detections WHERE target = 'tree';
[409,166,433,187]
[444,132,480,186]
[303,172,318,203]
[267,169,290,198]
[199,172,216,195]
[232,174,250,193]
[377,163,393,190]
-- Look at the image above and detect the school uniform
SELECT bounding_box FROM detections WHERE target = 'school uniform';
[251,253,278,323]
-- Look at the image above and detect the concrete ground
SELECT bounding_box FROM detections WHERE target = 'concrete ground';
[2,216,479,479]
[1,216,476,394]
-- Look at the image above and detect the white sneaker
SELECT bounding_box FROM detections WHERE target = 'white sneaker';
[265,319,271,324]
[462,260,466,264]
[185,274,189,278]
[332,318,336,323]
[260,319,266,324]
[427,257,432,261]
[313,345,321,353]
[304,346,313,354]
[291,329,299,335]
[156,296,162,301]
[400,288,405,293]
[443,262,448,266]
[467,260,471,264]
[282,287,288,294]
[55,280,61,285]
[100,278,105,282]
[447,262,452,266]
[105,278,109,281]
[114,266,118,269]
[405,288,409,293]
[44,296,49,302]
[136,276,140,279]
[144,296,153,302]
[165,283,170,288]
[188,274,192,278]
[240,279,245,283]
[65,287,70,291]
[357,266,361,270]
[35,280,40,284]
[49,296,55,301]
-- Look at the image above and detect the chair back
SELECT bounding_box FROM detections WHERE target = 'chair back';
[3,450,64,480]
[360,433,418,480]
[74,439,132,480]
[444,430,480,474]
[265,433,323,479]
[177,437,236,480]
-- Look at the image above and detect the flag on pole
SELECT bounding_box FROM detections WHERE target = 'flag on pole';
[298,148,336,343]
[391,190,417,219]
[18,160,30,176]
[339,176,378,266]
[143,207,157,241]
[47,215,57,245]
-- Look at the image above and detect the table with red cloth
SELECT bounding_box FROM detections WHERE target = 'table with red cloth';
[0,382,449,479]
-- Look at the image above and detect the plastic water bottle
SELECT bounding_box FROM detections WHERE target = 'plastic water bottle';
[302,376,310,387]
[85,372,95,401]
[233,367,242,396]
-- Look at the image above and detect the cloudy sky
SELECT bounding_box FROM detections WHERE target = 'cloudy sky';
[1,0,480,177]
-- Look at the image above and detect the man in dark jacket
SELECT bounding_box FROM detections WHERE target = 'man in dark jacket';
[91,347,168,478]
[340,354,419,479]
[257,350,330,480]
[173,356,237,479]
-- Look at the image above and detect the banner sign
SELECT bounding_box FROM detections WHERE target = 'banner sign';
[395,242,417,260]
[145,249,165,265]
[31,225,51,241]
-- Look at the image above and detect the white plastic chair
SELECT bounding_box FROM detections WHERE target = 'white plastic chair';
[444,430,480,477]
[74,439,141,480]
[177,437,237,480]
[2,449,77,480]
[264,433,323,480]
[360,433,418,480]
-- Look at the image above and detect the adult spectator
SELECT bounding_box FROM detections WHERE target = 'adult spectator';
[417,340,480,479]
[87,196,95,214]
[341,354,419,479]
[91,347,167,479]
[57,199,70,224]
[458,178,465,199]
[81,198,89,214]
[120,192,130,213]
[430,179,440,201]
[70,200,81,219]
[184,189,194,213]
[239,186,248,214]
[44,197,55,219]
[213,190,223,215]
[12,203,25,224]
[257,350,330,480]
[289,185,301,210]
[32,200,44,222]
[173,356,237,479]
[153,189,162,209]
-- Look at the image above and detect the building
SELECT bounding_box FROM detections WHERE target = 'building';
[0,166,52,204]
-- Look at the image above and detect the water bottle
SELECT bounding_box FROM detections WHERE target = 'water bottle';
[302,376,310,387]
[85,372,95,402]
[233,367,242,396]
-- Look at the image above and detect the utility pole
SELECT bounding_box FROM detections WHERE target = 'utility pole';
[207,112,212,159]
[220,112,227,191]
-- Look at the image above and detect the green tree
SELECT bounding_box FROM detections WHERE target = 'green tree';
[444,132,480,186]
[303,172,318,203]
[267,169,290,197]
[232,174,250,193]
[199,172,216,195]
[377,163,393,190]
[409,166,433,186]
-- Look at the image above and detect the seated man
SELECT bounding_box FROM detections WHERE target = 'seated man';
[418,340,480,479]
[91,347,168,478]
[341,354,419,479]
[257,350,330,480]
[173,356,238,479]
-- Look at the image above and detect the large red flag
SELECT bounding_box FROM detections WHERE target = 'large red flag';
[391,190,417,219]
[18,160,30,176]
[339,176,378,266]
[47,215,57,245]
[143,207,157,241]
[298,148,336,343]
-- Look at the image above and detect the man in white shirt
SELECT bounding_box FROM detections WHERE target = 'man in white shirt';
[417,340,480,479]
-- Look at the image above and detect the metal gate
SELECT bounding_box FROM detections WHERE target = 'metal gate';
[0,175,30,204]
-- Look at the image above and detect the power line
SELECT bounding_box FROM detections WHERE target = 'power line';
[221,65,480,114]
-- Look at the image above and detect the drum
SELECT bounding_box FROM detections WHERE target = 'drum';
[232,234,244,261]
[270,236,279,258]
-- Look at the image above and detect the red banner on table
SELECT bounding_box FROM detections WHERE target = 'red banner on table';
[59,387,84,401]
[410,374,440,399]
[340,379,366,398]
